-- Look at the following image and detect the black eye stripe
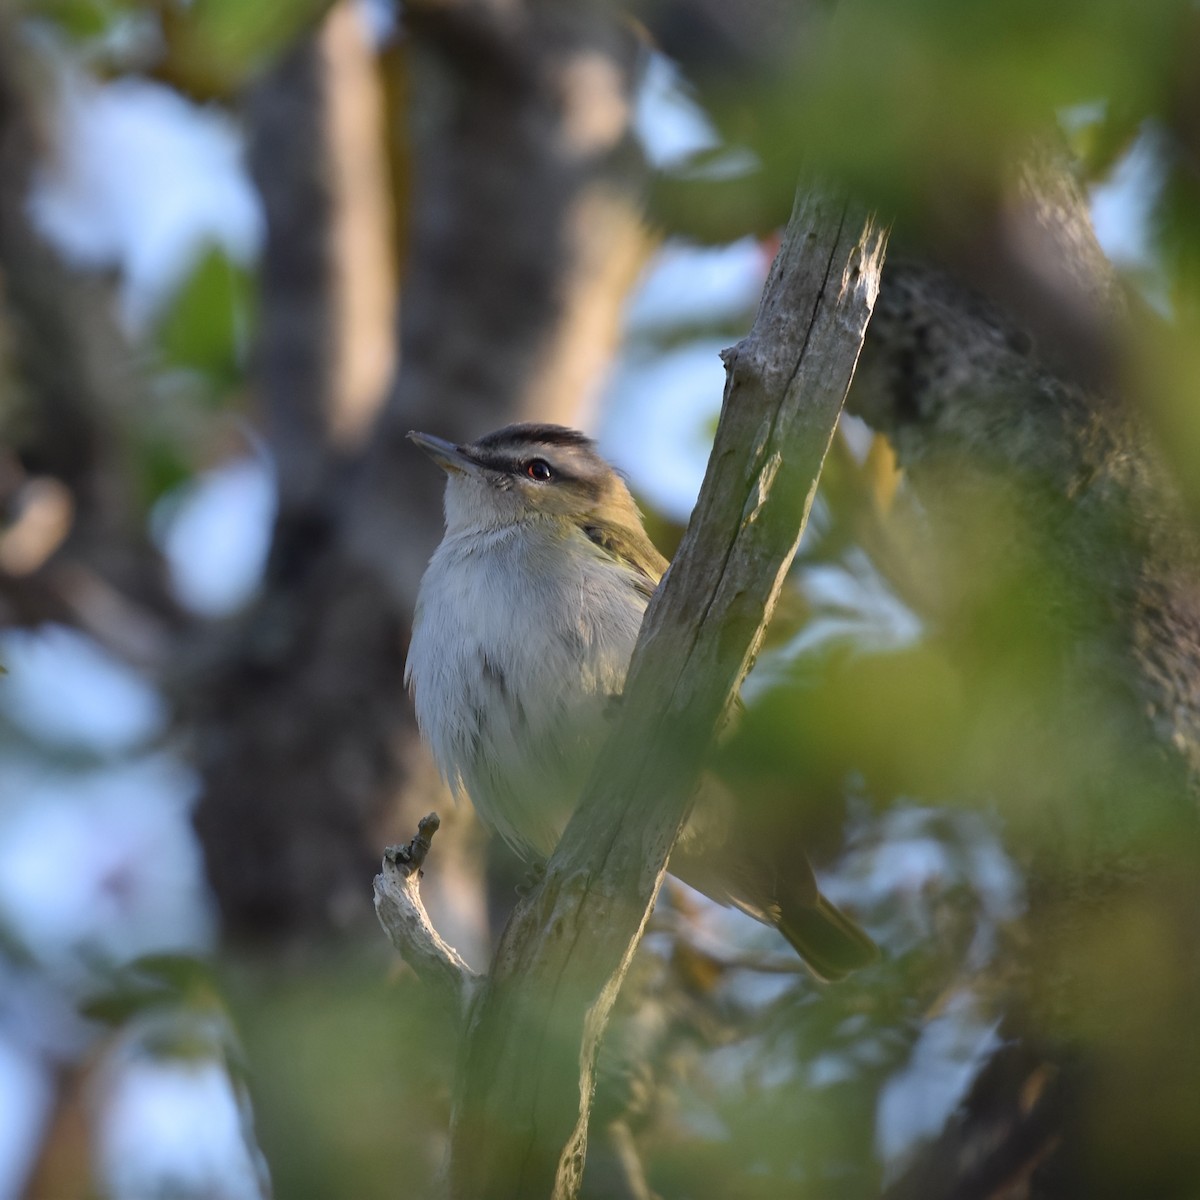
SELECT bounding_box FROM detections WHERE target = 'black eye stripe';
[461,446,600,498]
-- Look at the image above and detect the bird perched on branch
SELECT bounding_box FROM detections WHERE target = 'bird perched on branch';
[405,423,876,980]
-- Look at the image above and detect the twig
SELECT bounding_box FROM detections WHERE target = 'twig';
[373,813,478,1012]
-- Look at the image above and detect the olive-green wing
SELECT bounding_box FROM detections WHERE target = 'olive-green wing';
[581,518,746,730]
[580,519,668,600]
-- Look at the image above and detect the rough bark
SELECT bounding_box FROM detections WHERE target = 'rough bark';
[442,192,887,1200]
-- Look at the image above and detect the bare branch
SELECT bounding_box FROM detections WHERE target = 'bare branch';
[444,190,888,1200]
[373,813,479,1012]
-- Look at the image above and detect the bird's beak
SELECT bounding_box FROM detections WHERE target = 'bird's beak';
[407,431,479,476]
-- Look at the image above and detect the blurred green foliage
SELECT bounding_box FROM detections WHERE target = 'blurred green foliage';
[120,247,258,504]
[154,246,255,391]
[153,0,333,96]
[226,951,453,1199]
[29,0,135,42]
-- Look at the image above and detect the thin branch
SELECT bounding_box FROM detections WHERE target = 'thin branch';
[373,813,479,1012]
[444,190,888,1200]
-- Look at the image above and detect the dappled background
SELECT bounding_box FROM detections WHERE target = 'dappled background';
[2,0,1200,1197]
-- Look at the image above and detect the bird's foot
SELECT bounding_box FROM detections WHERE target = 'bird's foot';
[515,861,547,897]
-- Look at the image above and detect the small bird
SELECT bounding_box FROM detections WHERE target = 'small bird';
[405,423,876,980]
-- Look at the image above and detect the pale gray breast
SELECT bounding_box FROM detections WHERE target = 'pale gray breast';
[406,523,648,859]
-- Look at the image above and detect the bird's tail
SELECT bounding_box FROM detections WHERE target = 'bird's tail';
[776,894,878,983]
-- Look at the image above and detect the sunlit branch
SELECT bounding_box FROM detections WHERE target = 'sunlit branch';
[373,813,479,1012]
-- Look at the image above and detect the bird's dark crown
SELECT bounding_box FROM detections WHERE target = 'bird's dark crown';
[472,423,594,453]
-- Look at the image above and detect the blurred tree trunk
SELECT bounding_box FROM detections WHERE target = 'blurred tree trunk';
[0,20,187,1200]
[0,16,179,655]
[188,6,405,938]
[190,0,650,941]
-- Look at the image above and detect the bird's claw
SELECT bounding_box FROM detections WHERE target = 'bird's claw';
[516,861,547,896]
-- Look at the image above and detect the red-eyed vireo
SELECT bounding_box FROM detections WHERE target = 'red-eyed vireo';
[405,423,877,980]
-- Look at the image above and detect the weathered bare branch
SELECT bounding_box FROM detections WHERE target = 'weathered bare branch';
[443,190,887,1200]
[373,813,479,1011]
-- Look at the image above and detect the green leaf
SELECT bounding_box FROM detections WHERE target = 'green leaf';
[29,0,132,42]
[155,245,255,390]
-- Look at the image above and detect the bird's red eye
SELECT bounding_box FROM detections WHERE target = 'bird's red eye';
[526,459,553,481]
